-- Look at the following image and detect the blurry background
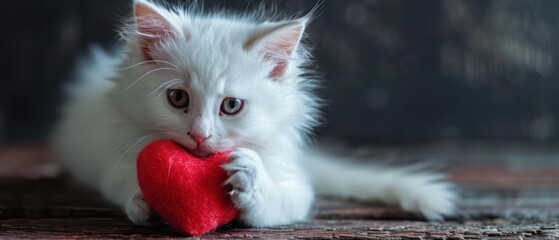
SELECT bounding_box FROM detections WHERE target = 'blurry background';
[1,0,559,146]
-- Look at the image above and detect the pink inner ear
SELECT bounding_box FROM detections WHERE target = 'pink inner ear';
[269,61,288,78]
[259,25,304,79]
[135,3,173,60]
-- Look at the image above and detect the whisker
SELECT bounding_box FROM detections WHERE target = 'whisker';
[103,133,159,168]
[103,138,140,167]
[108,134,157,181]
[119,59,181,72]
[120,67,180,93]
[149,83,181,102]
[147,79,182,97]
[105,137,140,162]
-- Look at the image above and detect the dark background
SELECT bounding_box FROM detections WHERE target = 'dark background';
[1,0,558,145]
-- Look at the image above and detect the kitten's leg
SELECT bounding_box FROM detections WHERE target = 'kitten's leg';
[101,154,161,225]
[124,191,163,225]
[222,148,314,227]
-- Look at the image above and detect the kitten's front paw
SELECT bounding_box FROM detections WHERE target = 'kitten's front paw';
[221,148,272,211]
[124,192,163,225]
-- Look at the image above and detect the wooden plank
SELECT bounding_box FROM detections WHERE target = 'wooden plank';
[1,145,559,238]
[1,176,559,238]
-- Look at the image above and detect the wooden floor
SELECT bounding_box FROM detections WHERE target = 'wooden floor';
[1,144,559,239]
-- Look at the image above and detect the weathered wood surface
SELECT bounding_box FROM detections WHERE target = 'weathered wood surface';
[1,145,559,239]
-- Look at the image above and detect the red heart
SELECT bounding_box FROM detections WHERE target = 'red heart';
[137,140,238,236]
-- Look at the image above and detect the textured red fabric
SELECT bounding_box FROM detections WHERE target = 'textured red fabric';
[137,140,238,236]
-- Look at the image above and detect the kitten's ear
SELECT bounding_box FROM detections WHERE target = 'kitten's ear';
[133,0,175,60]
[245,19,307,79]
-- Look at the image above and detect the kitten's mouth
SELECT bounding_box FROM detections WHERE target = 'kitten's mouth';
[174,141,216,158]
[186,147,214,158]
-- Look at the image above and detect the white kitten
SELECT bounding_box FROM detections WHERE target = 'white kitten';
[52,0,455,227]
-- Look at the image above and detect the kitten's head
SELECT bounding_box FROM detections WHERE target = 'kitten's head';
[113,0,320,157]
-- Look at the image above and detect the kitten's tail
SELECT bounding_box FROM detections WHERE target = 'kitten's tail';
[301,146,456,220]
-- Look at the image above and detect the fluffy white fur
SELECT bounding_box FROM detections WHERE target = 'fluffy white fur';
[52,0,455,228]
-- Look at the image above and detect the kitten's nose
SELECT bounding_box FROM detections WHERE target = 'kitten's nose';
[187,132,209,144]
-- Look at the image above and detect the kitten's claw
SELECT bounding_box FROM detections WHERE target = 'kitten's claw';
[222,148,271,211]
[124,192,163,225]
[228,189,239,196]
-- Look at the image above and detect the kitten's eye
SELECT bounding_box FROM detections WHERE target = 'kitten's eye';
[220,97,244,115]
[167,89,189,108]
